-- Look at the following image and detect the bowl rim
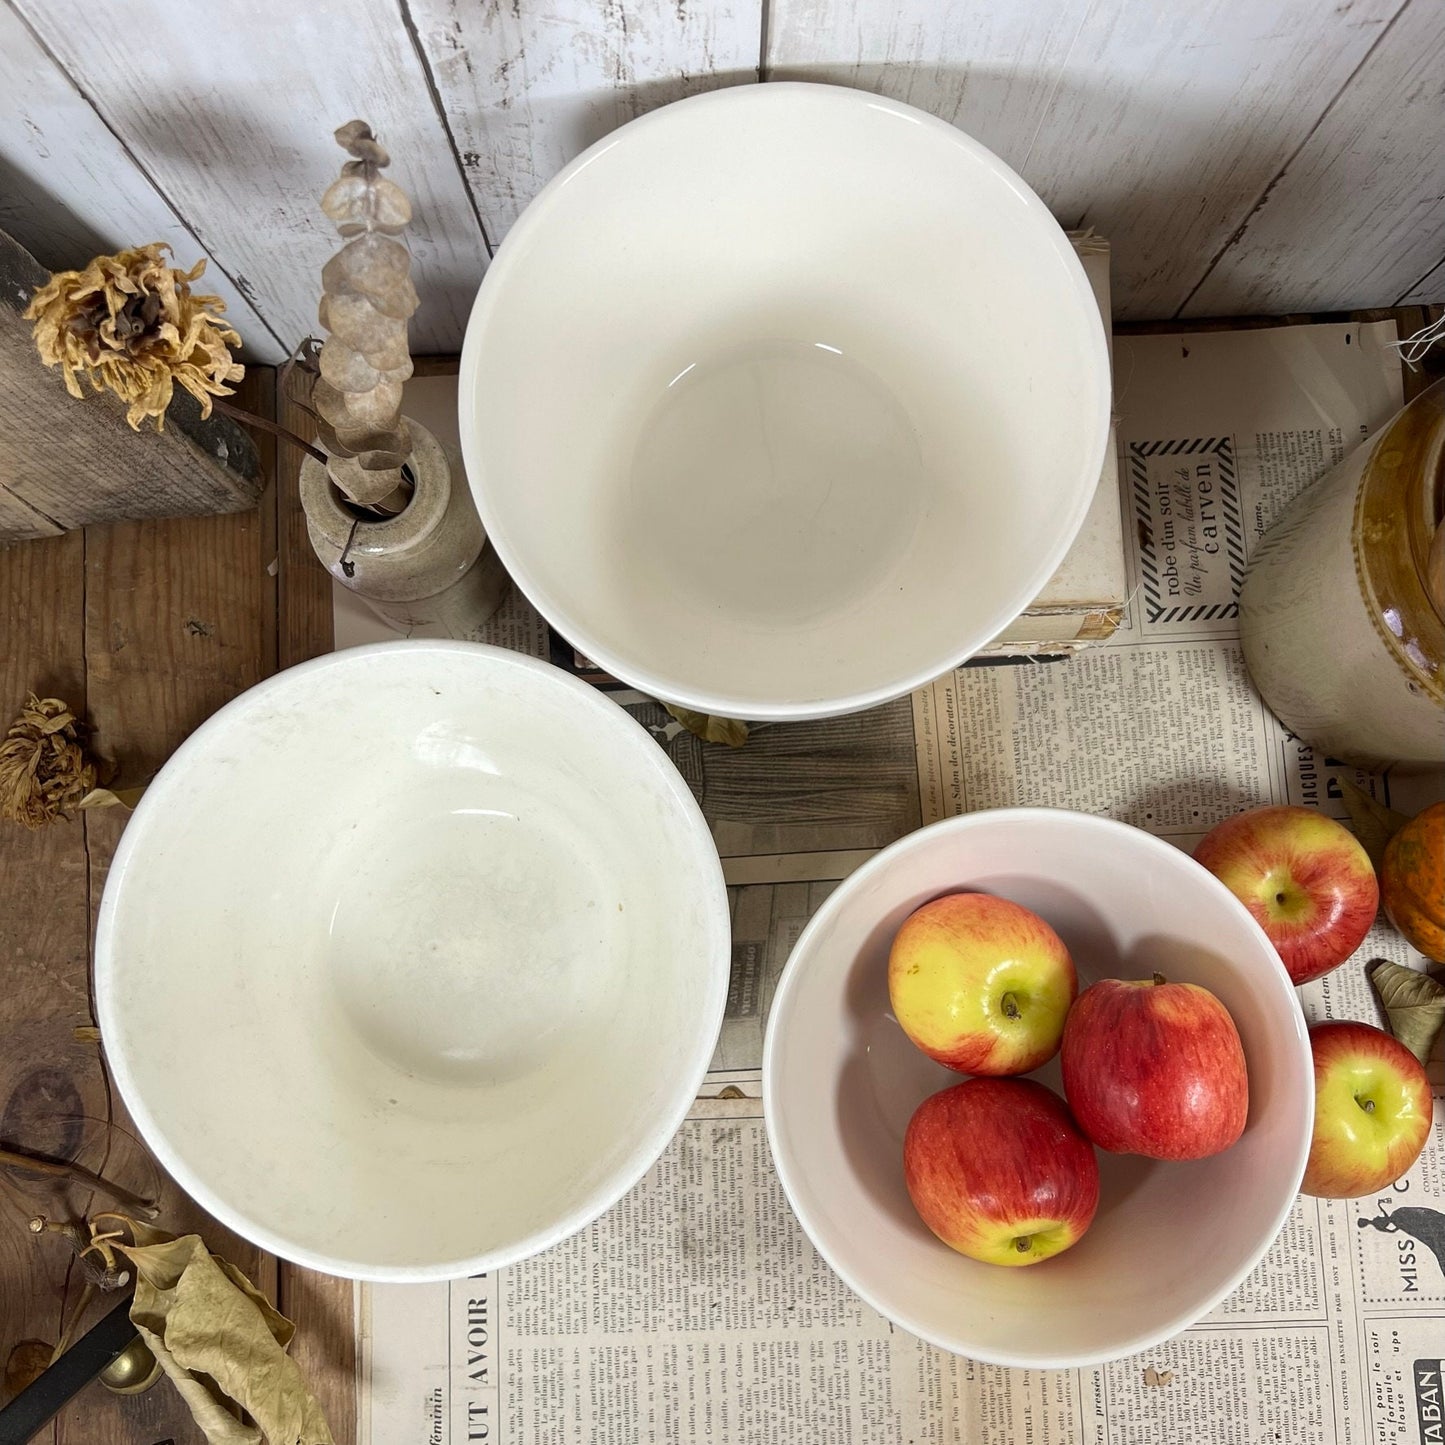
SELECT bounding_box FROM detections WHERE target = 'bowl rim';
[94,639,731,1282]
[458,81,1113,722]
[761,806,1315,1368]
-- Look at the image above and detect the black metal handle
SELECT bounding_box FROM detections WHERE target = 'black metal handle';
[0,1293,137,1445]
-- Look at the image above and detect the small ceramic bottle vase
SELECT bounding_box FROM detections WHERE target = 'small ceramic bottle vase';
[300,417,509,636]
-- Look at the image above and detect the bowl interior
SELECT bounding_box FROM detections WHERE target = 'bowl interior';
[97,643,729,1279]
[763,809,1312,1367]
[461,83,1110,717]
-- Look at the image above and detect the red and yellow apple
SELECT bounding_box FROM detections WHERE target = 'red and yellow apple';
[1192,805,1377,985]
[903,1077,1100,1266]
[1301,1020,1433,1197]
[888,893,1077,1075]
[1061,974,1248,1160]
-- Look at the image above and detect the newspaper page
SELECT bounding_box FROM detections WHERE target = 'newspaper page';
[349,321,1444,1444]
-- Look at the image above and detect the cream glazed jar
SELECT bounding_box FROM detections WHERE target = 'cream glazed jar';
[1239,381,1445,770]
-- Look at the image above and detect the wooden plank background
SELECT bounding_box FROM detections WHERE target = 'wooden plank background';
[0,368,353,1444]
[1,0,1439,362]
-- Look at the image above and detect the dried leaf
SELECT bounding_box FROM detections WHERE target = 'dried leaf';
[1369,959,1445,1065]
[1142,1367,1174,1387]
[78,785,146,811]
[108,1220,332,1445]
[333,118,389,169]
[321,234,411,304]
[1338,778,1409,872]
[73,1025,102,1044]
[663,705,749,747]
[321,173,411,235]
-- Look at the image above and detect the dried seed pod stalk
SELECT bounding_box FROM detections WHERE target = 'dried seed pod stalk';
[313,120,419,509]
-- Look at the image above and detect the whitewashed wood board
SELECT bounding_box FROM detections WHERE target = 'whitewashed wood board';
[1399,256,1445,307]
[1,0,1442,336]
[766,0,1408,318]
[10,0,490,356]
[405,0,762,243]
[1184,0,1445,316]
[0,2,281,360]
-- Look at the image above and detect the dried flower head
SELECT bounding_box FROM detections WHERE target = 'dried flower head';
[24,244,244,431]
[0,696,98,828]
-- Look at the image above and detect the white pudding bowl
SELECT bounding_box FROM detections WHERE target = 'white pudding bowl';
[460,83,1111,720]
[95,642,729,1281]
[763,809,1313,1367]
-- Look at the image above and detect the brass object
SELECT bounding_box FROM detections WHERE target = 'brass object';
[98,1335,161,1395]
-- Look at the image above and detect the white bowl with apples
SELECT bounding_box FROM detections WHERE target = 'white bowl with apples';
[763,808,1314,1368]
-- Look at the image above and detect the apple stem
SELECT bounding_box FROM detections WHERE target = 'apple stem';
[1152,972,1167,987]
[1001,992,1020,1020]
[1360,1098,1376,1113]
[1014,1235,1032,1253]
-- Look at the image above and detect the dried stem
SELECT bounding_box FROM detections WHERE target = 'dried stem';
[29,1217,131,1292]
[50,1280,96,1365]
[210,397,326,464]
[0,1144,159,1219]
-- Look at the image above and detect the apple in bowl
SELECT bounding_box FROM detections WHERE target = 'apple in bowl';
[887,893,1076,1075]
[904,1078,1100,1266]
[1061,974,1249,1160]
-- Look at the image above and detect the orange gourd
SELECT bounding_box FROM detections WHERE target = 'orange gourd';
[1381,802,1445,963]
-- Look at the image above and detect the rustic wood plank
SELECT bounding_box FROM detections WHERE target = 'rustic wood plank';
[1185,0,1445,318]
[278,1271,356,1445]
[2,227,263,542]
[0,527,92,1445]
[41,369,277,1443]
[1398,255,1445,306]
[405,0,761,242]
[12,0,490,355]
[276,375,334,667]
[0,0,281,361]
[767,0,1405,318]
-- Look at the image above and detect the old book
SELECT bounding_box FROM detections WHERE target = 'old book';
[977,235,1126,658]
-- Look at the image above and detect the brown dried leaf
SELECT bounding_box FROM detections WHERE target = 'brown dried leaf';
[111,1224,332,1445]
[663,705,749,748]
[333,119,388,168]
[1142,1367,1174,1387]
[73,1025,102,1044]
[321,173,411,235]
[1368,959,1445,1065]
[321,288,409,353]
[1338,778,1409,872]
[321,234,412,305]
[333,378,404,432]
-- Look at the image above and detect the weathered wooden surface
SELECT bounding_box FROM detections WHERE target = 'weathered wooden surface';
[1,228,262,543]
[1183,0,1445,317]
[0,0,280,360]
[406,0,762,241]
[2,0,1440,336]
[276,375,335,669]
[767,0,1425,318]
[9,0,491,360]
[0,366,355,1443]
